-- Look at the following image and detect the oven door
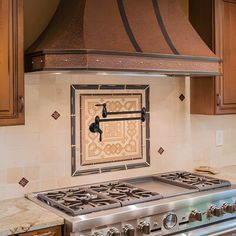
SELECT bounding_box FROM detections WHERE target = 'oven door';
[174,219,236,236]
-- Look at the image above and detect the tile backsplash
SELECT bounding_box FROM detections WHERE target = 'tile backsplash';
[0,73,236,200]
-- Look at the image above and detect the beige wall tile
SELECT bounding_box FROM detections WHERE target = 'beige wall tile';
[6,168,23,184]
[24,166,40,181]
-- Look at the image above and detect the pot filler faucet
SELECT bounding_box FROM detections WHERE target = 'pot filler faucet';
[89,103,146,142]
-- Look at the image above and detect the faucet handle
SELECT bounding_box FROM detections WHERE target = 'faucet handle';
[98,128,103,142]
[89,116,103,141]
[96,103,108,118]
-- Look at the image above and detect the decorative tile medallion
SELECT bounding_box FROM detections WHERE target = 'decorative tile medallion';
[71,85,150,176]
[51,110,60,120]
[158,147,165,155]
[179,94,185,101]
[18,177,29,187]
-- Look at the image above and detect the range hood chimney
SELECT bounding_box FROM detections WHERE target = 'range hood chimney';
[25,0,221,76]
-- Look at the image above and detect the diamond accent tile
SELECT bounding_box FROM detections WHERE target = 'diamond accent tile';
[158,147,165,155]
[18,177,29,187]
[179,94,185,101]
[51,111,60,120]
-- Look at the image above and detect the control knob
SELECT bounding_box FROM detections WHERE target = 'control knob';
[208,205,223,217]
[93,232,104,236]
[234,202,236,211]
[137,221,151,234]
[222,203,234,213]
[123,224,135,236]
[189,210,202,222]
[163,213,178,230]
[106,227,120,236]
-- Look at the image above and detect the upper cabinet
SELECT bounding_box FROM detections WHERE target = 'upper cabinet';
[190,0,236,114]
[0,0,24,125]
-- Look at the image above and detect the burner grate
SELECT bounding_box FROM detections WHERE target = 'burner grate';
[37,187,120,216]
[155,171,231,191]
[89,181,163,206]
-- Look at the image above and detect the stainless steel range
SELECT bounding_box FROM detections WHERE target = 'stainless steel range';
[27,171,236,236]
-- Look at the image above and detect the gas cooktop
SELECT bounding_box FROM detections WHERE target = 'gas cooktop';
[35,171,230,216]
[27,171,236,236]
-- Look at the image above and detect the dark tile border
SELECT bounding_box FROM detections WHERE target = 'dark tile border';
[145,113,150,139]
[73,85,99,90]
[127,162,149,169]
[71,84,150,176]
[100,85,125,90]
[145,87,150,112]
[74,168,100,176]
[101,165,126,173]
[146,140,150,164]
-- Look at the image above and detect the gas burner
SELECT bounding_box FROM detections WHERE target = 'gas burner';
[89,182,162,206]
[155,171,231,191]
[37,187,120,216]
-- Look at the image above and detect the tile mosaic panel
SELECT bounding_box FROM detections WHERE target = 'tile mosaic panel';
[71,85,150,176]
[81,94,142,165]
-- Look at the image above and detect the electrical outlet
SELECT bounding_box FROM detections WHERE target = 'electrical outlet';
[216,130,224,146]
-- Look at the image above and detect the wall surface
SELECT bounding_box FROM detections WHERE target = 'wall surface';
[0,73,236,200]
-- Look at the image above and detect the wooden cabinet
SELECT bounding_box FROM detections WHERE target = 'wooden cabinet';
[189,0,236,114]
[18,226,62,236]
[0,0,24,125]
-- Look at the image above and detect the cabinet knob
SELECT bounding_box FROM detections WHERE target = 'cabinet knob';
[216,94,221,106]
[18,96,24,113]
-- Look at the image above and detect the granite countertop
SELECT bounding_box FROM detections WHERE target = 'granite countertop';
[195,165,236,184]
[213,165,236,184]
[0,197,64,236]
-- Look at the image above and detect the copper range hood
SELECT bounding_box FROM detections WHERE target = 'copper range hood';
[25,0,221,76]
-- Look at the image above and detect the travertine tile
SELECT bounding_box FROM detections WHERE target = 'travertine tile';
[24,167,40,181]
[6,168,23,184]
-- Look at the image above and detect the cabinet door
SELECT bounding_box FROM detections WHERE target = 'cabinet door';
[189,0,217,115]
[0,0,24,125]
[215,0,236,114]
[18,226,62,236]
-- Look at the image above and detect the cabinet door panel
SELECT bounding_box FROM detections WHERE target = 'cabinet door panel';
[215,0,236,113]
[222,0,236,104]
[190,0,236,114]
[0,0,24,125]
[0,0,13,115]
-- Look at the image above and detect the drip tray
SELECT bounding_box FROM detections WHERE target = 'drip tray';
[124,176,198,198]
